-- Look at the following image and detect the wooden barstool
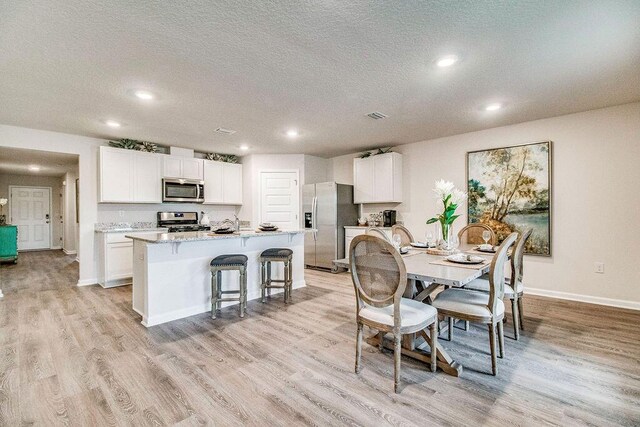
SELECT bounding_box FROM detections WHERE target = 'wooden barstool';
[210,254,248,318]
[259,248,293,303]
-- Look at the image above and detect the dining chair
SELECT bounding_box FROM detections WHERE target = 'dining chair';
[350,234,438,393]
[463,228,533,340]
[366,226,390,242]
[431,232,518,375]
[457,223,496,246]
[391,224,414,246]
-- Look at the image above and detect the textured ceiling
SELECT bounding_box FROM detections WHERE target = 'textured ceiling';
[0,147,78,177]
[1,1,639,158]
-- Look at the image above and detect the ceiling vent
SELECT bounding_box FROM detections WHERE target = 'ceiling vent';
[366,111,388,120]
[214,127,236,135]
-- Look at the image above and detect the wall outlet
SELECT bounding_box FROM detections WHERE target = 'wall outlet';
[118,210,125,218]
[594,262,604,274]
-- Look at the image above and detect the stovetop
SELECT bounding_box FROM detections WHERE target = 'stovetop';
[165,225,209,233]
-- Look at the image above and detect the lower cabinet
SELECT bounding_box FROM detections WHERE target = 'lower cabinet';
[344,227,393,255]
[97,233,133,288]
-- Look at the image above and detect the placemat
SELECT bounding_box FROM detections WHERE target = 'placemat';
[429,258,490,270]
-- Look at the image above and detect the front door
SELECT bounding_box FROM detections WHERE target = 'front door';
[260,171,299,230]
[10,186,51,250]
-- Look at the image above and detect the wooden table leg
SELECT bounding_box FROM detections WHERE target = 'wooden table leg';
[366,331,463,377]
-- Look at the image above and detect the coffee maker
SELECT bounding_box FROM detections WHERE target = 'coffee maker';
[383,210,397,227]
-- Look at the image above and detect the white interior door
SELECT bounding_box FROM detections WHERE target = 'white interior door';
[260,171,299,230]
[10,186,51,250]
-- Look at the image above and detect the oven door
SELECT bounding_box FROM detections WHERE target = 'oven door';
[162,179,205,203]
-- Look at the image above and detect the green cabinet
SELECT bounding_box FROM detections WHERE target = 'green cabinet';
[0,225,18,263]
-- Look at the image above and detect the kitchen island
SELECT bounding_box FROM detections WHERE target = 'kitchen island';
[125,230,306,327]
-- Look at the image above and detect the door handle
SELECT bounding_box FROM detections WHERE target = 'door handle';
[312,196,318,241]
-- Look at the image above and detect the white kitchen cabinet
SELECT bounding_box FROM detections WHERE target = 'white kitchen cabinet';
[344,226,393,255]
[162,155,204,180]
[99,146,162,203]
[100,147,134,202]
[353,152,402,203]
[162,156,182,178]
[133,152,162,203]
[97,232,133,288]
[222,163,243,205]
[203,160,243,205]
[353,158,375,204]
[203,160,224,203]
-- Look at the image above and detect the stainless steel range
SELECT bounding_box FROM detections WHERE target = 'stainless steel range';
[157,211,208,233]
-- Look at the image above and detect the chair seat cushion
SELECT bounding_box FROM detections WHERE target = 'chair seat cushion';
[432,288,504,319]
[260,248,293,258]
[359,298,437,328]
[463,278,518,297]
[210,254,248,267]
[464,276,521,296]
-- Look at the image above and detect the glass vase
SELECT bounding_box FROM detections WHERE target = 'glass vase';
[438,223,453,251]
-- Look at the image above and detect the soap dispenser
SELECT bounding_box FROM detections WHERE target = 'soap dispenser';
[200,211,210,227]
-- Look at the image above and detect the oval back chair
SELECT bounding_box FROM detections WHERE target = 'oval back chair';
[431,232,518,375]
[391,224,414,246]
[457,223,496,246]
[366,226,390,242]
[350,234,438,392]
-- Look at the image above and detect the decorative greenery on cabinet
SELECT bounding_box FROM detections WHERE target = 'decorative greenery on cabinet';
[205,153,239,163]
[108,138,158,153]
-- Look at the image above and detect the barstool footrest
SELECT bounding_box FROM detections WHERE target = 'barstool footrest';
[216,297,242,303]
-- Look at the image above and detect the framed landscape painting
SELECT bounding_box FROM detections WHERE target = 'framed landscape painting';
[467,141,551,256]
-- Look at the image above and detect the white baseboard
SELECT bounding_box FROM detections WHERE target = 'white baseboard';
[77,278,98,287]
[51,246,62,250]
[526,287,640,311]
[63,248,77,255]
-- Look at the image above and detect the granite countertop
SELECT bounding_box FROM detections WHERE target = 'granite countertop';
[125,229,308,244]
[95,222,168,233]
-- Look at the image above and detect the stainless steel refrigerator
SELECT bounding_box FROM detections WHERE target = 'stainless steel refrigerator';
[303,182,358,271]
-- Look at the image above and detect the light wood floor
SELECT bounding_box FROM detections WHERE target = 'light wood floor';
[1,251,639,426]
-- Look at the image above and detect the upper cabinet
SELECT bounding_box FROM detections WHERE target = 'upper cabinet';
[99,146,162,203]
[162,156,203,180]
[99,146,241,204]
[353,152,402,204]
[203,160,243,205]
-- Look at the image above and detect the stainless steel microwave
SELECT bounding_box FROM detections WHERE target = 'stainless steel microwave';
[162,178,205,203]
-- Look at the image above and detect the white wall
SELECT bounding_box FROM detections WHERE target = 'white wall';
[62,170,78,253]
[0,124,102,285]
[239,154,305,227]
[304,155,330,184]
[330,102,640,308]
[0,173,65,248]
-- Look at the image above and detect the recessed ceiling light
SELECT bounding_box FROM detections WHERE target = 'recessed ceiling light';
[239,144,249,151]
[436,55,459,68]
[286,129,299,138]
[105,120,121,128]
[134,90,154,100]
[485,103,502,111]
[28,165,41,172]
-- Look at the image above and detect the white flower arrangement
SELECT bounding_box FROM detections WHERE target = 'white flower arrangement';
[427,181,467,245]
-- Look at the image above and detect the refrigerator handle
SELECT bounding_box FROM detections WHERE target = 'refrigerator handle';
[312,196,318,241]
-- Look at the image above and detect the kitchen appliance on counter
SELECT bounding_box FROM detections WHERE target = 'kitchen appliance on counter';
[157,211,209,232]
[383,210,397,227]
[303,182,358,271]
[162,178,205,203]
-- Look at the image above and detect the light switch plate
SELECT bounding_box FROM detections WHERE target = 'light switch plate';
[594,262,604,274]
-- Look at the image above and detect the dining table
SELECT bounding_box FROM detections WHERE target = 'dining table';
[332,244,498,377]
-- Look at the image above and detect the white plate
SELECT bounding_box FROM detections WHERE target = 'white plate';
[446,254,485,264]
[410,242,429,248]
